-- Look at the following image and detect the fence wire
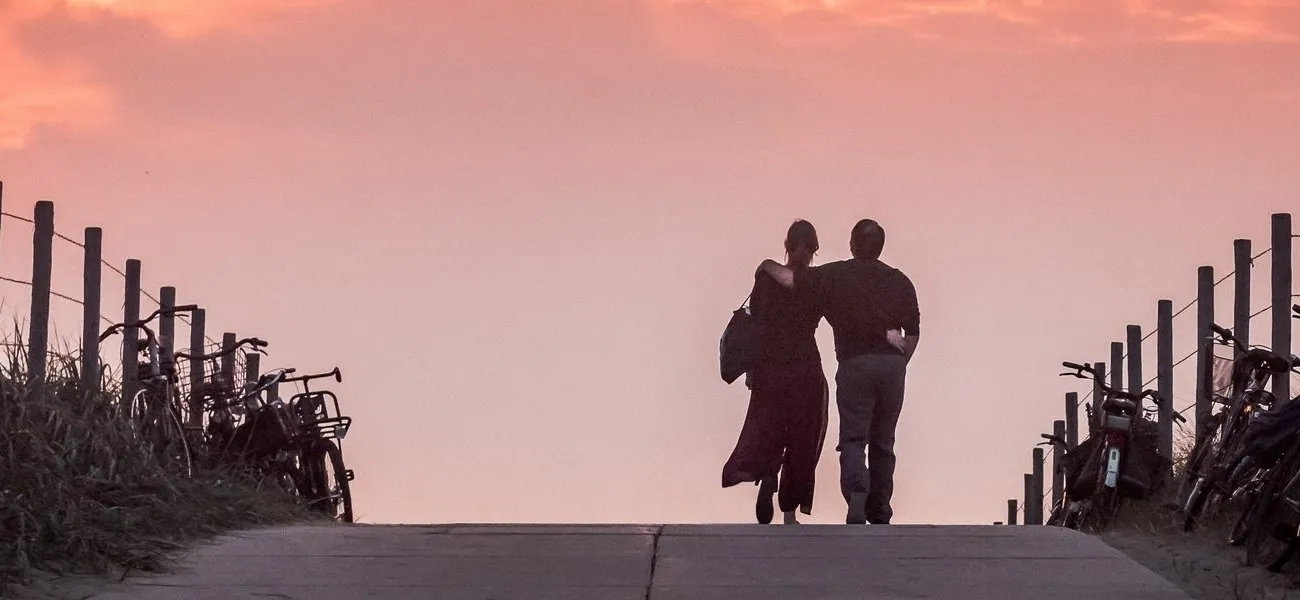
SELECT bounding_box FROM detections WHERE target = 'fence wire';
[0,209,257,388]
[1014,230,1296,523]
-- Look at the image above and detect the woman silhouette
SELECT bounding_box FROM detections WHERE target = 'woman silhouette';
[722,219,829,524]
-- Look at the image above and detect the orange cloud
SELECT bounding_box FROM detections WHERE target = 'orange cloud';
[63,0,340,38]
[0,0,337,149]
[651,0,1300,45]
[0,3,109,149]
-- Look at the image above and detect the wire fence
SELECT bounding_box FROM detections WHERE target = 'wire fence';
[1006,213,1298,525]
[0,198,254,397]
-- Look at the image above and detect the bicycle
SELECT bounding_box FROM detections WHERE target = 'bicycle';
[284,368,354,523]
[1183,324,1295,532]
[195,364,354,522]
[174,336,270,468]
[1241,306,1300,570]
[1058,361,1185,531]
[99,303,201,478]
[1039,432,1076,528]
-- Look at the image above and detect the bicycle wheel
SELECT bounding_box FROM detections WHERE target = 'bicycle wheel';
[130,389,193,478]
[303,438,353,523]
[1182,415,1224,531]
[1246,442,1300,570]
[160,403,194,478]
[1230,487,1261,547]
[1078,445,1119,532]
[268,455,303,500]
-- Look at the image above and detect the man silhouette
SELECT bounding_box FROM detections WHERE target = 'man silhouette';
[758,219,920,524]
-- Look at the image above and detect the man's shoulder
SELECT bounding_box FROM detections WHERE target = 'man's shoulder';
[815,259,854,273]
[875,259,911,279]
[877,261,917,297]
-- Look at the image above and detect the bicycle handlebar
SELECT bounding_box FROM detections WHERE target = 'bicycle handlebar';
[1061,361,1090,374]
[175,337,268,362]
[1059,361,1098,380]
[1209,323,1248,353]
[1059,361,1184,422]
[282,367,343,385]
[241,368,298,399]
[99,304,200,344]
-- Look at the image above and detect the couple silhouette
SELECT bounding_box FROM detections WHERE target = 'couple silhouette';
[722,218,920,525]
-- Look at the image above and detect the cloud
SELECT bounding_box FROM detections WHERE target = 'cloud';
[0,0,337,149]
[1,0,1297,152]
[62,0,341,38]
[652,0,1300,45]
[0,32,110,149]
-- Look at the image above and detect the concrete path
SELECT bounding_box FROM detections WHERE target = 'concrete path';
[84,524,1192,599]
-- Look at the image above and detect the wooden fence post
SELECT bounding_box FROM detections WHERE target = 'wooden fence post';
[1023,474,1033,526]
[1196,266,1215,427]
[245,352,260,387]
[1157,300,1174,467]
[159,287,175,357]
[1007,499,1018,526]
[159,286,175,377]
[1093,361,1107,432]
[1272,213,1292,404]
[27,201,54,385]
[220,333,236,388]
[1110,342,1124,397]
[81,227,102,392]
[1065,392,1079,449]
[1234,239,1252,357]
[1031,447,1045,525]
[1051,420,1066,514]
[122,260,141,407]
[1127,326,1143,413]
[188,308,206,428]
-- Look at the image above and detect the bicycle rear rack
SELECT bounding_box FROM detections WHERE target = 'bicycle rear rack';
[290,391,352,441]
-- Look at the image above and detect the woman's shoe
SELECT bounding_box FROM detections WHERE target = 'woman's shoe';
[756,477,777,524]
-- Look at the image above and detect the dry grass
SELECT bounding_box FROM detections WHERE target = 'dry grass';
[1098,427,1300,599]
[0,331,319,595]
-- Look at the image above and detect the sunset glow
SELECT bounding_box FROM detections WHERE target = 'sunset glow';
[1,0,1297,527]
[0,0,336,148]
[652,0,1300,44]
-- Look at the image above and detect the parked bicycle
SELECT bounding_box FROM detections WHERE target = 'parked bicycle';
[1240,305,1300,570]
[1056,361,1184,531]
[284,368,354,522]
[192,364,355,522]
[173,336,269,467]
[99,304,200,478]
[1183,324,1296,532]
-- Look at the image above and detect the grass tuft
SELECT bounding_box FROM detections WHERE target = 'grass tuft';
[0,327,320,594]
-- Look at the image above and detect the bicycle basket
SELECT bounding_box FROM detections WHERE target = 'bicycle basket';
[1210,353,1235,404]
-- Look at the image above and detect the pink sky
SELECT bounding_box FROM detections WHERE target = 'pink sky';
[1,0,1298,525]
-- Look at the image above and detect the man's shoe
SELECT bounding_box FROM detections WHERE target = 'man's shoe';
[756,478,776,525]
[846,491,868,525]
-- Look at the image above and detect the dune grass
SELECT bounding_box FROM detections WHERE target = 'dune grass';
[0,334,318,594]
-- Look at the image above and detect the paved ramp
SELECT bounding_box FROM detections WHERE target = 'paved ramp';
[86,524,1191,599]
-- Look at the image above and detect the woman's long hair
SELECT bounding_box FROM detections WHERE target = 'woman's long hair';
[784,219,819,270]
